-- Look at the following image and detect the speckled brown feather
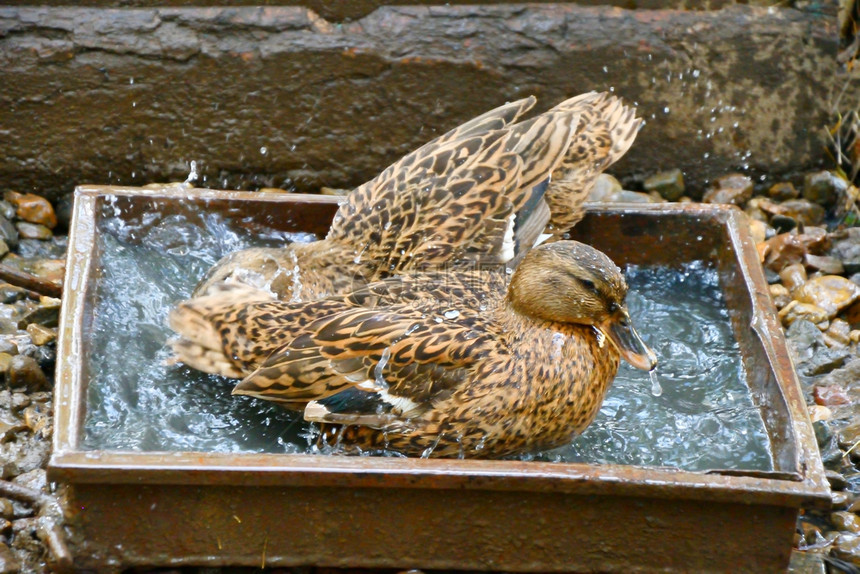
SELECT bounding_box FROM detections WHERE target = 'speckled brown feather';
[544,92,643,235]
[193,96,566,299]
[170,241,634,459]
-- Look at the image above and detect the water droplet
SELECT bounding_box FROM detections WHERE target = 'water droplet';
[443,310,460,320]
[260,146,268,155]
[649,369,662,397]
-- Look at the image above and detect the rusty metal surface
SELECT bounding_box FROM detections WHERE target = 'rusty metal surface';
[51,186,830,571]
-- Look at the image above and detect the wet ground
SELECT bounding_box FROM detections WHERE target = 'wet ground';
[1,169,859,571]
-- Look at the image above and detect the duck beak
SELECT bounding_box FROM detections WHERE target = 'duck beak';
[600,309,657,371]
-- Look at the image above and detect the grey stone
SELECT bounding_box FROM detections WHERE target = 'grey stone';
[803,170,846,207]
[0,216,17,249]
[6,355,48,392]
[643,169,685,201]
[802,348,852,376]
[0,542,19,574]
[785,319,826,364]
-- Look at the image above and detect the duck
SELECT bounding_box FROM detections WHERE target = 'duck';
[192,92,641,299]
[169,240,657,459]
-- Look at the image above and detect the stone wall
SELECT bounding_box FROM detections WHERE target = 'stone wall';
[0,3,840,200]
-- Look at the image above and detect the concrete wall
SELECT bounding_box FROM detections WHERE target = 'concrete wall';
[0,3,839,200]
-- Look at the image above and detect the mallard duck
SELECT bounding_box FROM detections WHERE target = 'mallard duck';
[193,92,641,299]
[169,240,657,459]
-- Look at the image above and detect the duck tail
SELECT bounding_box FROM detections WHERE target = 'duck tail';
[167,283,275,378]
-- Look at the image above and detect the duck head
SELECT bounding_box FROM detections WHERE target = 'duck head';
[507,240,657,371]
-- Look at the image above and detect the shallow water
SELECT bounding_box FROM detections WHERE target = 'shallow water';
[82,203,772,471]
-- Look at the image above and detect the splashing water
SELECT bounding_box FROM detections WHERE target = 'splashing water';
[649,369,663,397]
[83,206,772,471]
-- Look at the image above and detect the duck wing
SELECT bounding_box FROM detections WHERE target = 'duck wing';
[326,100,578,272]
[230,276,505,427]
[545,92,642,233]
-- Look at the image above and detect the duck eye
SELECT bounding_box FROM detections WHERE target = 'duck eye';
[580,278,597,292]
[609,302,620,313]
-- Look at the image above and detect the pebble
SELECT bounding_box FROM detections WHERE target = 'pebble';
[17,304,60,330]
[808,404,833,423]
[779,263,807,293]
[759,198,826,226]
[14,222,51,241]
[703,173,753,205]
[0,354,13,376]
[771,214,797,234]
[588,173,622,201]
[602,190,662,203]
[643,169,685,201]
[805,254,845,275]
[748,219,769,243]
[779,300,829,327]
[25,324,55,346]
[22,403,48,436]
[10,392,29,413]
[803,170,846,207]
[839,421,860,450]
[814,385,851,406]
[0,202,14,222]
[833,533,860,565]
[803,348,851,376]
[768,181,800,200]
[832,490,853,509]
[828,469,850,490]
[794,275,860,318]
[0,542,19,574]
[0,339,18,356]
[833,512,860,534]
[4,191,57,229]
[760,233,807,272]
[0,217,17,249]
[824,319,852,347]
[6,355,48,392]
[769,283,792,308]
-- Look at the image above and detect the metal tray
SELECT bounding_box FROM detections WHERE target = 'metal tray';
[50,185,829,572]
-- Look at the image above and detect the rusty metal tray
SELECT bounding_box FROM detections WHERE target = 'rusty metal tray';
[50,185,829,572]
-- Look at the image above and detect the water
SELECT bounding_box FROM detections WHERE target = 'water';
[539,262,772,471]
[82,204,772,471]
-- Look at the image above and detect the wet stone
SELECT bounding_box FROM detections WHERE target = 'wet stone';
[839,421,860,450]
[795,276,860,318]
[0,542,19,574]
[769,283,792,308]
[820,359,860,390]
[832,490,853,509]
[13,222,51,240]
[54,192,74,231]
[17,305,59,330]
[768,181,800,200]
[4,191,57,229]
[806,254,845,275]
[588,173,622,201]
[0,412,25,442]
[802,347,851,376]
[643,168,685,201]
[0,202,14,222]
[779,300,829,328]
[833,533,860,566]
[814,419,833,447]
[748,219,769,243]
[759,198,826,226]
[803,170,846,207]
[7,355,48,392]
[0,500,11,521]
[779,262,807,293]
[25,323,55,346]
[0,216,17,249]
[824,319,852,347]
[814,385,851,406]
[828,469,850,490]
[602,190,661,203]
[786,319,827,363]
[808,404,832,423]
[761,233,807,272]
[10,392,29,413]
[0,339,18,356]
[703,173,753,205]
[771,214,797,234]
